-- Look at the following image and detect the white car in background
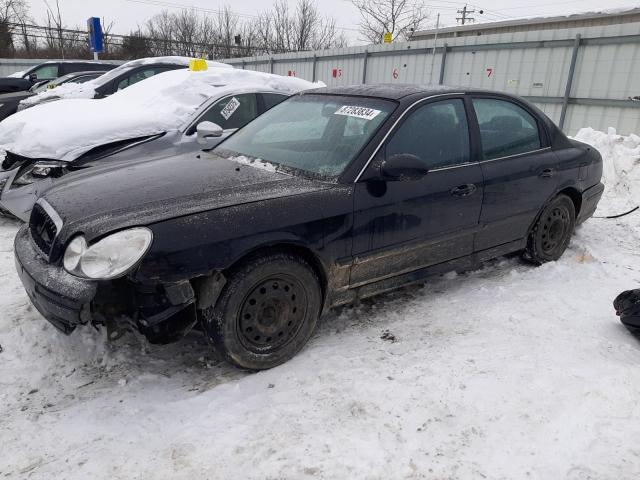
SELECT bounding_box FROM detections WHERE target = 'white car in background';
[0,66,320,220]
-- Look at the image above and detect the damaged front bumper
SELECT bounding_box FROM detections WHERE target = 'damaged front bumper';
[14,225,96,333]
[14,225,199,342]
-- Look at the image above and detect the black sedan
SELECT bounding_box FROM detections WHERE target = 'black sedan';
[14,85,604,370]
[0,60,115,94]
[0,71,105,122]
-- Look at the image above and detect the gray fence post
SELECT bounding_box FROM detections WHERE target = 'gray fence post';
[269,57,274,74]
[362,50,369,84]
[438,43,448,85]
[559,34,582,131]
[312,54,317,82]
[241,60,245,70]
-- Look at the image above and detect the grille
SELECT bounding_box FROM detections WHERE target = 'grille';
[30,203,58,257]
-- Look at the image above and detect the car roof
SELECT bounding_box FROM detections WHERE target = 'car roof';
[67,70,107,76]
[39,60,115,65]
[304,84,499,100]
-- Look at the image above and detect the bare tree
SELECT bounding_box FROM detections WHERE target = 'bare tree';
[42,0,66,57]
[216,6,239,58]
[121,28,151,59]
[0,0,28,55]
[351,0,429,44]
[101,19,115,56]
[257,0,347,54]
[146,10,174,56]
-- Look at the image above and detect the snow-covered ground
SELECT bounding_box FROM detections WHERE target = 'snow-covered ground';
[2,128,640,479]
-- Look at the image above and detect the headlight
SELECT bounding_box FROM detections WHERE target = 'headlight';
[63,228,153,280]
[12,161,67,186]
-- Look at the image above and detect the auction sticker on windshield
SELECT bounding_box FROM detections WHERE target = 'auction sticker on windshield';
[334,105,381,120]
[221,97,241,120]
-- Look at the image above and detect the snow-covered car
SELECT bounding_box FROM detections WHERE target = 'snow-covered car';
[13,85,604,370]
[0,70,105,122]
[15,56,214,111]
[0,60,115,94]
[0,66,318,221]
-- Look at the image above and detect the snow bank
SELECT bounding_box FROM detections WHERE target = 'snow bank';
[18,56,232,109]
[0,67,319,161]
[2,129,640,478]
[573,127,640,213]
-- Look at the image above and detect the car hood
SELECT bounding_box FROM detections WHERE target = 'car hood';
[43,151,332,243]
[0,97,178,162]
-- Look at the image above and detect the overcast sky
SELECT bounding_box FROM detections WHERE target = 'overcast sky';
[27,0,640,44]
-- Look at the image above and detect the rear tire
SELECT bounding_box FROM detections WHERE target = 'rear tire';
[524,194,576,264]
[201,252,322,370]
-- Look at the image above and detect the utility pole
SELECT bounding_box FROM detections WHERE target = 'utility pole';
[457,4,476,25]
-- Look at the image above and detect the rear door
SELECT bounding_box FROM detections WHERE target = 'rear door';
[350,96,484,286]
[470,96,559,250]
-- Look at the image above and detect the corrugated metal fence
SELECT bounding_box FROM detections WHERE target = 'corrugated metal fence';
[224,22,640,136]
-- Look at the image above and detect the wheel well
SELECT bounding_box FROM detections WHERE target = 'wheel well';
[558,187,582,216]
[226,244,328,300]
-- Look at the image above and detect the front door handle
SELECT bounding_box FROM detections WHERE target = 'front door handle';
[450,183,477,197]
[539,168,555,178]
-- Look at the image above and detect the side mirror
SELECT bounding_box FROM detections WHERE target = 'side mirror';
[380,153,429,181]
[28,73,38,82]
[196,121,223,145]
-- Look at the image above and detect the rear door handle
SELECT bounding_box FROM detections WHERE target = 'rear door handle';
[539,168,555,178]
[450,183,477,197]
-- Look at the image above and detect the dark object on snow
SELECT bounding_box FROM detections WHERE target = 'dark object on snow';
[14,85,604,370]
[614,289,640,329]
[0,60,115,94]
[381,330,397,343]
[594,206,639,219]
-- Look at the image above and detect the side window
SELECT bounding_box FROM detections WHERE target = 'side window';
[29,64,59,80]
[200,94,258,130]
[472,98,542,160]
[386,99,470,169]
[261,93,288,111]
[117,68,162,91]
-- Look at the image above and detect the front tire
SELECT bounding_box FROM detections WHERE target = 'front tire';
[202,252,322,370]
[524,194,576,263]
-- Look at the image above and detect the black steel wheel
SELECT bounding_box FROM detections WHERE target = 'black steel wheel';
[202,252,322,370]
[238,274,307,354]
[524,194,576,263]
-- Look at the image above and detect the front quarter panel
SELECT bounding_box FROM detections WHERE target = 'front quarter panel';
[135,184,354,287]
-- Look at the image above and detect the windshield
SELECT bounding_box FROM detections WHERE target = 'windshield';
[214,94,396,177]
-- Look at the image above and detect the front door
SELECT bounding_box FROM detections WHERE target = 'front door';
[470,97,559,250]
[351,97,484,287]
